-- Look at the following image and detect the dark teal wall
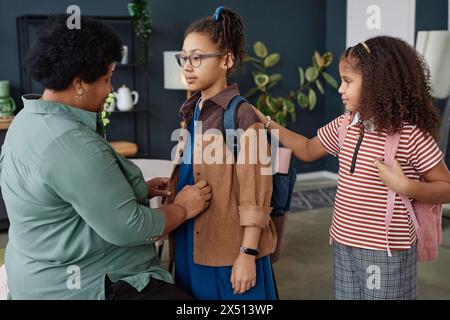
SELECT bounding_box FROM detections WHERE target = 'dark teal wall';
[0,0,328,173]
[0,0,448,173]
[416,0,449,31]
[324,0,347,173]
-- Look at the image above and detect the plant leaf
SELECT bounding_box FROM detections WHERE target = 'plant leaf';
[282,99,295,113]
[267,74,282,90]
[323,52,333,67]
[255,94,265,109]
[255,95,270,116]
[298,67,305,87]
[308,89,317,110]
[244,87,260,98]
[314,51,324,68]
[312,55,319,69]
[276,112,287,127]
[305,66,319,82]
[322,72,338,89]
[264,53,280,68]
[253,41,268,59]
[290,109,297,123]
[254,74,270,88]
[251,62,265,72]
[297,92,308,109]
[265,95,277,112]
[243,55,262,64]
[269,73,282,83]
[316,79,325,94]
[276,97,284,107]
[127,3,137,16]
[251,71,261,77]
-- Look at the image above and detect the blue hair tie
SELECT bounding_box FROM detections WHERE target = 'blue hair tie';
[213,6,224,21]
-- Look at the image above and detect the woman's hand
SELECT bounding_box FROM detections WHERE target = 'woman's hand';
[146,177,171,199]
[373,158,409,194]
[230,253,257,295]
[174,180,212,219]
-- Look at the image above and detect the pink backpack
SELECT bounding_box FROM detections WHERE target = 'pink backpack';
[338,112,442,262]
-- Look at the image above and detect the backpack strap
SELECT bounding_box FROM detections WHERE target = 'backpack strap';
[398,194,420,232]
[384,132,420,257]
[384,132,401,257]
[384,132,419,257]
[223,95,248,160]
[338,112,355,151]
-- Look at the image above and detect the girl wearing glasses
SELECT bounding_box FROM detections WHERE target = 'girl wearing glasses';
[252,36,450,299]
[168,7,277,300]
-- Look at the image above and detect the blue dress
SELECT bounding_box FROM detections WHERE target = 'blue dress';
[174,99,276,300]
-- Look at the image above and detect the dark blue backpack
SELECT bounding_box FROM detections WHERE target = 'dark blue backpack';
[223,95,297,217]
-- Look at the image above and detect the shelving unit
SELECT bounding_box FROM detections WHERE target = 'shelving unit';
[16,14,150,157]
[0,116,14,130]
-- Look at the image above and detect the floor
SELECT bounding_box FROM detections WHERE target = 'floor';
[1,178,450,299]
[273,178,450,300]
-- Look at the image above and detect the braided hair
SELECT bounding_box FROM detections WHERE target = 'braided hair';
[185,7,245,73]
[341,36,440,139]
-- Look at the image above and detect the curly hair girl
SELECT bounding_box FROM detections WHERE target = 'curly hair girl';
[342,36,441,139]
[250,34,450,300]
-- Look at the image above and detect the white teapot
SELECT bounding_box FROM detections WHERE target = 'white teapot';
[114,85,139,111]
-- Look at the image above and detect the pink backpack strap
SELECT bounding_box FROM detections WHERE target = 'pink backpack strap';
[384,132,401,257]
[398,194,420,233]
[338,112,354,151]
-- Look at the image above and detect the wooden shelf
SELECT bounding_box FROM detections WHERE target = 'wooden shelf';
[109,108,148,114]
[0,116,14,130]
[110,140,138,158]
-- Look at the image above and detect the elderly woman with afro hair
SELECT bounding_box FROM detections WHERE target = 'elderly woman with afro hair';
[0,15,211,300]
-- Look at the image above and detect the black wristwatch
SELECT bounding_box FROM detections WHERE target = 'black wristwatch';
[240,246,259,256]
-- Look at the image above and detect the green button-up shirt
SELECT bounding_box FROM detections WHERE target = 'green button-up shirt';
[0,95,172,299]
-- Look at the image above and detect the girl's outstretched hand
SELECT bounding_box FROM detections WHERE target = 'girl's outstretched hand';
[230,253,257,295]
[373,158,409,194]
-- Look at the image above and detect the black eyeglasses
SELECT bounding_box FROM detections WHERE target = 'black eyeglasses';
[175,52,225,68]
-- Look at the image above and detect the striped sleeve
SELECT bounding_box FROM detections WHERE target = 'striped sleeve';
[317,114,345,157]
[407,126,443,175]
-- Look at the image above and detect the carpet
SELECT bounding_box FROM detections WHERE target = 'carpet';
[289,186,337,212]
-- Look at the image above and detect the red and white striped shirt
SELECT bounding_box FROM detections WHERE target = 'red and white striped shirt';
[318,113,443,251]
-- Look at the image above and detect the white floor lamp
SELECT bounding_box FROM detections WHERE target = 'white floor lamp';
[416,30,450,157]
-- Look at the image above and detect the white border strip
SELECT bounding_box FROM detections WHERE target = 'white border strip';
[297,170,339,181]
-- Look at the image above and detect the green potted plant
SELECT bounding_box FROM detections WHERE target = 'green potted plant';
[243,41,338,127]
[128,0,151,66]
[101,92,115,133]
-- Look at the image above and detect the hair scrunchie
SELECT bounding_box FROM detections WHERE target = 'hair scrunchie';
[213,6,224,21]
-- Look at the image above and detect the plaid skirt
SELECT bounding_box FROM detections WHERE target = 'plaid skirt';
[333,241,417,300]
